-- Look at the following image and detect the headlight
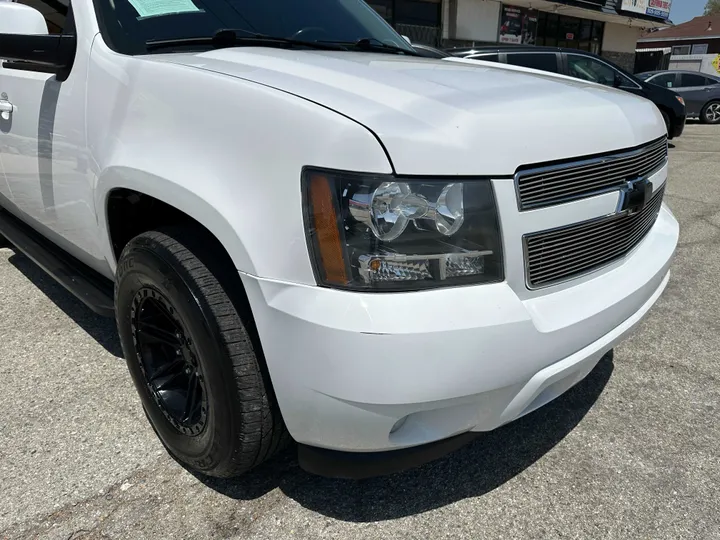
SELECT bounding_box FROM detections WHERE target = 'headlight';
[303,168,504,291]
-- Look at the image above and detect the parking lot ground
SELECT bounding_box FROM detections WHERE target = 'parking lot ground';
[1,124,719,540]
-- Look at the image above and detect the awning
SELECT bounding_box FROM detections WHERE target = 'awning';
[635,47,672,53]
[500,1,672,28]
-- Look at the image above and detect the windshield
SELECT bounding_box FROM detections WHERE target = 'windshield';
[95,0,415,55]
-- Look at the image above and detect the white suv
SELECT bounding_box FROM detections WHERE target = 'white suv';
[0,0,678,479]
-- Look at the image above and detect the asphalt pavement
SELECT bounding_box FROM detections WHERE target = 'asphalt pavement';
[1,124,719,540]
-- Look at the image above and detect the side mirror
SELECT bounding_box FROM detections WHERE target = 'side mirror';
[0,2,76,81]
[0,2,48,34]
[613,74,624,88]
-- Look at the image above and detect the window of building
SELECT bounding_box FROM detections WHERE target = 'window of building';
[672,45,692,55]
[498,5,538,44]
[535,11,603,54]
[506,52,559,73]
[16,0,69,33]
[366,0,440,27]
[679,73,709,87]
[691,44,709,54]
[367,0,393,22]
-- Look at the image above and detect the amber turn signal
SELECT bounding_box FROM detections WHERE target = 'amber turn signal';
[308,173,348,285]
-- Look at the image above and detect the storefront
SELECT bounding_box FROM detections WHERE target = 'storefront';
[367,0,443,45]
[445,0,671,72]
[497,5,605,54]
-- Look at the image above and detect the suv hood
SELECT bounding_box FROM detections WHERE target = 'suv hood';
[154,49,665,175]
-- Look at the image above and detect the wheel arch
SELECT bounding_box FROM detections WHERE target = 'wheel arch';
[96,166,253,276]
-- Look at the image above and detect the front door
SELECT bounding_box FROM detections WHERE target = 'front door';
[676,72,715,117]
[0,0,102,266]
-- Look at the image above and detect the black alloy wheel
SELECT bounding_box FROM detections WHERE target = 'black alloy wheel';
[116,227,289,478]
[131,287,207,437]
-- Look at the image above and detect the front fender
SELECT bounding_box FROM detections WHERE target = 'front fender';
[94,167,254,277]
[87,38,392,284]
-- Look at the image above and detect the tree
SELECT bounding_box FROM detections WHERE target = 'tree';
[705,0,720,15]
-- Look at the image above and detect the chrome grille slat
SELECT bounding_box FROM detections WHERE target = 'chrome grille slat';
[519,158,667,204]
[519,154,667,202]
[516,137,668,210]
[526,194,662,256]
[527,213,656,265]
[524,186,665,288]
[518,139,667,188]
[518,153,667,199]
[527,198,662,272]
[518,145,667,191]
[528,215,659,278]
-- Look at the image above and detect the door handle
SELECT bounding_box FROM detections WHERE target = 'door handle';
[0,99,13,120]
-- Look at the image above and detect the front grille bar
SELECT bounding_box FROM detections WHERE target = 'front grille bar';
[515,137,668,210]
[524,185,665,288]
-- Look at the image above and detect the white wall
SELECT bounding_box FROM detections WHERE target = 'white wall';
[669,54,720,76]
[602,23,642,53]
[455,0,501,42]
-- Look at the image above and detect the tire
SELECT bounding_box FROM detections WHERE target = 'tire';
[115,227,289,478]
[701,101,720,124]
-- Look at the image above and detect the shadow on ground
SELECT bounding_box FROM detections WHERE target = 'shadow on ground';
[5,248,614,522]
[7,252,123,357]
[195,353,614,522]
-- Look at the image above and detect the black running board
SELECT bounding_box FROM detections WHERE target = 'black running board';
[0,209,115,317]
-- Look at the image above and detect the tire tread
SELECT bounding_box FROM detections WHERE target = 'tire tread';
[117,227,289,477]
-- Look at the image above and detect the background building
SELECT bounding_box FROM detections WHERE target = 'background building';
[367,0,673,72]
[636,16,720,75]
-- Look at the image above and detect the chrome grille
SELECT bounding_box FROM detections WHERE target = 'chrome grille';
[524,185,665,288]
[516,137,668,210]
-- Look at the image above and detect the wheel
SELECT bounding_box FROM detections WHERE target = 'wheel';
[701,101,720,124]
[660,110,671,136]
[115,227,289,478]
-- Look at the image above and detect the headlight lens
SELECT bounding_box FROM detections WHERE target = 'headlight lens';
[304,169,504,291]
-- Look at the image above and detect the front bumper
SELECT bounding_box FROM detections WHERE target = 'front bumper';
[241,195,677,460]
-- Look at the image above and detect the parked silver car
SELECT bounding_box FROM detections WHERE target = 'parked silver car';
[637,70,720,124]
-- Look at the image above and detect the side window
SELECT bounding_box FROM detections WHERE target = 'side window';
[679,73,709,88]
[469,54,499,63]
[506,53,559,73]
[704,77,719,86]
[16,0,68,34]
[650,73,676,88]
[567,54,615,87]
[615,72,637,88]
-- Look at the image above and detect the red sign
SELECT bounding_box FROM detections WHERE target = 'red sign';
[566,33,575,40]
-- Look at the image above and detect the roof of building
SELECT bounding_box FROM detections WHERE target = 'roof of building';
[640,16,720,41]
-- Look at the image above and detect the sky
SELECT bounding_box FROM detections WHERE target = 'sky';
[670,0,706,24]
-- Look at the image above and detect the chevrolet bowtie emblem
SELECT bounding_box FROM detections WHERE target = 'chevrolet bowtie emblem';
[618,178,653,215]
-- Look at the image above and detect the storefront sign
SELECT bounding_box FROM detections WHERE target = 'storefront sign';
[620,0,672,20]
[499,5,537,44]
